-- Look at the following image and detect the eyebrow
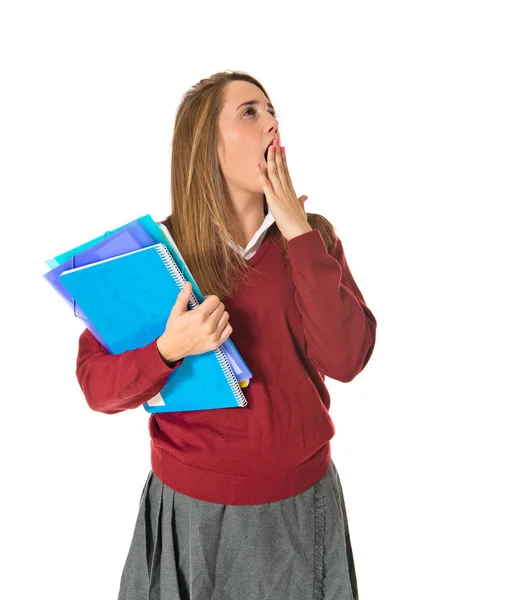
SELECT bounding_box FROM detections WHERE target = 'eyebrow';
[236,100,275,112]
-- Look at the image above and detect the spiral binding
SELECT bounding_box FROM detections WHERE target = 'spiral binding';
[156,243,247,408]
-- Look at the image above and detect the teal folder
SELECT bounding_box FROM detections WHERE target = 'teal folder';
[59,243,247,413]
[44,213,252,387]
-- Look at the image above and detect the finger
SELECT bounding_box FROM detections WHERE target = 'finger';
[267,142,284,194]
[256,163,274,198]
[199,295,222,318]
[175,282,190,307]
[277,144,303,210]
[276,146,305,212]
[275,142,291,191]
[209,303,226,329]
[214,320,232,347]
[215,310,229,333]
[219,322,233,345]
[214,311,230,334]
[279,145,294,191]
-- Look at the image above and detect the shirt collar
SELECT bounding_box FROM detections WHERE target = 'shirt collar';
[228,210,275,258]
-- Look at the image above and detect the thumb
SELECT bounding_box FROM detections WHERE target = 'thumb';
[174,281,192,313]
[299,195,308,203]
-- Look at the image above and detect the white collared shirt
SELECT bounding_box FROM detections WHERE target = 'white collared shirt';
[229,210,276,260]
[159,210,276,263]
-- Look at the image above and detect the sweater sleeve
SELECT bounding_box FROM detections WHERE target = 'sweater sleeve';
[287,228,377,383]
[75,328,184,414]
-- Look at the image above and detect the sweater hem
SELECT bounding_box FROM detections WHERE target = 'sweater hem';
[150,441,331,506]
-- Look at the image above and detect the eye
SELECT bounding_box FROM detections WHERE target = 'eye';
[243,107,278,119]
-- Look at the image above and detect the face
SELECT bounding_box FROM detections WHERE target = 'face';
[217,80,280,194]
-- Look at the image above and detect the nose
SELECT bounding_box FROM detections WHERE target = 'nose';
[266,113,279,135]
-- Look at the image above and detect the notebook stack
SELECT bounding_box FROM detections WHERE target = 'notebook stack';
[43,214,252,413]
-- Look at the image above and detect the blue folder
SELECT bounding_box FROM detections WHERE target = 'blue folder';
[44,214,252,387]
[59,244,248,413]
[43,220,158,350]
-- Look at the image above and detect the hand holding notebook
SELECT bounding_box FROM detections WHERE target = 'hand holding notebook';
[46,215,253,413]
[157,281,233,363]
[58,243,250,413]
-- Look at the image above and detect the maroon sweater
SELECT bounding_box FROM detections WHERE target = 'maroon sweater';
[76,225,377,505]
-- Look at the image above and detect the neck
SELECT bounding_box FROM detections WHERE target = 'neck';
[227,190,267,249]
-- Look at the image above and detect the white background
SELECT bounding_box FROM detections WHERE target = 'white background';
[1,1,525,599]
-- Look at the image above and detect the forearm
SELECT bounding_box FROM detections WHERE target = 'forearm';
[288,229,377,382]
[76,328,183,413]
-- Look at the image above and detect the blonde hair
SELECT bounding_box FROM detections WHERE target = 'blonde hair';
[159,70,337,300]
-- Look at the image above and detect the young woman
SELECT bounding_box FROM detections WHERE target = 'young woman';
[76,70,377,600]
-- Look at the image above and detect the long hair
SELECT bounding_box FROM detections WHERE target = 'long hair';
[159,70,337,301]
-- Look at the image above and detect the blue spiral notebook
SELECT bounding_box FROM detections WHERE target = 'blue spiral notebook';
[43,216,252,387]
[59,243,248,413]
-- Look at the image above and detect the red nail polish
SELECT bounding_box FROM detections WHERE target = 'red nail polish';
[281,146,285,153]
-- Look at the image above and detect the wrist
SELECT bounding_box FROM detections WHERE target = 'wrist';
[286,224,313,241]
[156,335,184,365]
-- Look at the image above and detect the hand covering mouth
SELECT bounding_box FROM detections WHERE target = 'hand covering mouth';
[263,146,269,163]
[263,139,276,163]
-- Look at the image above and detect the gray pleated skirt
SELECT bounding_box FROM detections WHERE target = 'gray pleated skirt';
[117,458,359,600]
